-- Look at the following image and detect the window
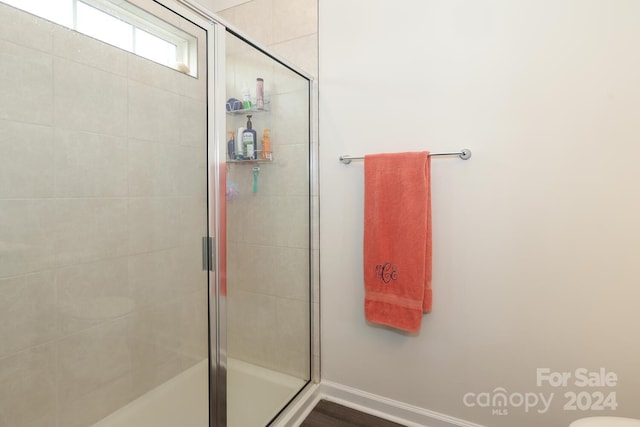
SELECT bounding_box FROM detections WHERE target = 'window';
[1,0,197,76]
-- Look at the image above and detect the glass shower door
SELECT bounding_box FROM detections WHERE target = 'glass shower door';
[0,1,211,426]
[223,31,313,426]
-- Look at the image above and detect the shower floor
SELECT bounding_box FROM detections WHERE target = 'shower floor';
[93,358,305,427]
[228,358,306,426]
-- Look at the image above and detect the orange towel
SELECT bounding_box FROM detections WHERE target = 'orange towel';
[363,151,432,333]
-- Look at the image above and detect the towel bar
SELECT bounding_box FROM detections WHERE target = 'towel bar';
[339,149,472,165]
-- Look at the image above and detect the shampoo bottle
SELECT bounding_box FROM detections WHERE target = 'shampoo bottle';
[242,115,257,160]
[236,126,245,159]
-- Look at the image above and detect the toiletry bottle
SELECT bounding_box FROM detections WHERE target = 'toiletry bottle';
[261,129,271,160]
[256,78,264,110]
[236,126,245,159]
[227,130,235,160]
[242,115,257,160]
[242,83,251,109]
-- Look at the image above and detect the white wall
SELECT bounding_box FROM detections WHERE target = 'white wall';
[319,1,640,426]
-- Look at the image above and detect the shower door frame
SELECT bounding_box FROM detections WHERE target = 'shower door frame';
[132,0,227,424]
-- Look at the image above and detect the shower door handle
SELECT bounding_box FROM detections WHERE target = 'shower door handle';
[202,236,215,272]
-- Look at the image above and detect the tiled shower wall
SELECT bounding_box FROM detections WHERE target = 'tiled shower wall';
[0,4,208,426]
[215,0,319,380]
[215,0,318,77]
[225,36,311,378]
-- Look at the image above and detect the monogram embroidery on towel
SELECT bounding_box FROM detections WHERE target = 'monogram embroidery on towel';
[375,262,398,284]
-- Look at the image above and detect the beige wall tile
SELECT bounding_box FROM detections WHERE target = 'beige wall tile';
[54,129,128,198]
[227,290,278,361]
[216,6,236,23]
[0,344,57,427]
[53,26,127,76]
[128,246,205,309]
[128,292,207,395]
[0,3,54,53]
[270,63,308,95]
[228,195,308,248]
[256,143,309,196]
[269,349,309,379]
[0,200,56,278]
[0,271,58,358]
[127,139,165,197]
[128,139,205,197]
[127,53,181,94]
[0,40,53,125]
[180,95,207,147]
[128,198,181,254]
[226,243,272,296]
[56,258,133,335]
[275,298,309,353]
[272,33,317,77]
[198,0,252,12]
[0,120,54,199]
[57,319,133,425]
[273,0,317,43]
[179,70,207,101]
[228,244,309,300]
[269,90,309,145]
[127,80,181,144]
[54,57,127,136]
[128,306,187,396]
[267,246,310,299]
[230,0,274,46]
[177,289,209,363]
[128,196,206,254]
[53,198,129,266]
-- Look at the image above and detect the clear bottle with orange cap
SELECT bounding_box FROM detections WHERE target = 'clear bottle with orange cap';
[261,129,272,161]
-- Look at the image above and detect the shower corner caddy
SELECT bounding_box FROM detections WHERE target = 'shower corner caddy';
[227,157,274,164]
[226,98,273,164]
[225,99,271,115]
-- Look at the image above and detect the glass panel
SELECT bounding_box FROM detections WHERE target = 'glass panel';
[0,0,73,27]
[134,28,177,67]
[77,2,133,51]
[0,2,210,426]
[224,31,312,427]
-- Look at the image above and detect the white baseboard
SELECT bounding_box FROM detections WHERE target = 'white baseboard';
[283,380,486,427]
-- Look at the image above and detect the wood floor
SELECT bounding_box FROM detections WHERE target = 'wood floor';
[300,400,406,427]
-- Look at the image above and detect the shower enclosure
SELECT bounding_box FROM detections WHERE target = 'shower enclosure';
[0,0,314,426]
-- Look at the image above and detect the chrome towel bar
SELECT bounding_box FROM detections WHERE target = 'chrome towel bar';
[339,149,472,165]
